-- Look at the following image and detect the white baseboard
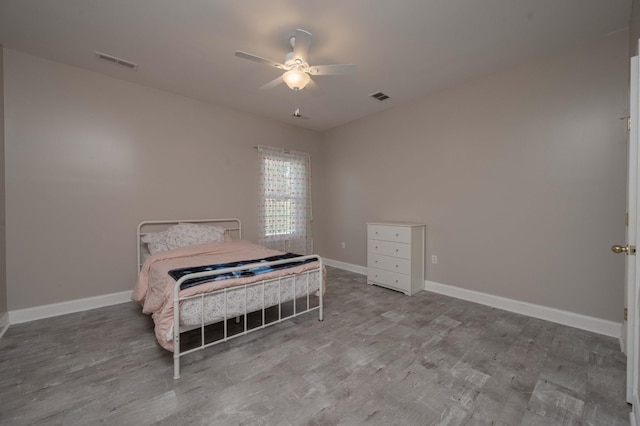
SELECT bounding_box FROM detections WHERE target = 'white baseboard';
[319,259,622,339]
[0,312,9,340]
[323,258,367,275]
[424,280,621,338]
[9,290,133,325]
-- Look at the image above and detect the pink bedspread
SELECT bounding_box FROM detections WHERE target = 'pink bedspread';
[133,240,321,351]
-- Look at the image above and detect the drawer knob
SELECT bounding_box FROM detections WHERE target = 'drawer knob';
[395,265,398,268]
[395,249,399,252]
[396,233,399,237]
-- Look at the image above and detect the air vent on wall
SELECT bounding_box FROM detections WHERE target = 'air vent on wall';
[95,52,138,70]
[370,92,390,101]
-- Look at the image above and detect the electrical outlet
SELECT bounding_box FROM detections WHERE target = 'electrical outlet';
[432,255,438,264]
[341,241,346,249]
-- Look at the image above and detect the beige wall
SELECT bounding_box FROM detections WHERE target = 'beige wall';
[316,31,629,322]
[3,49,322,310]
[0,47,6,316]
[632,0,640,57]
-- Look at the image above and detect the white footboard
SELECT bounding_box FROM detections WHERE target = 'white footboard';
[171,255,324,379]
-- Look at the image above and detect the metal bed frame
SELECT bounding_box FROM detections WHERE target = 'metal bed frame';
[137,218,323,379]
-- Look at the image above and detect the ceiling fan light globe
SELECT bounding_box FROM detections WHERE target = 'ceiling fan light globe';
[283,69,310,91]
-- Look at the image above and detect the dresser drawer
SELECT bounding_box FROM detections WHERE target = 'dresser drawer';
[367,239,410,259]
[368,267,410,292]
[368,253,410,275]
[368,224,411,243]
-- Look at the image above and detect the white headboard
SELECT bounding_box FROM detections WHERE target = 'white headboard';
[137,218,241,271]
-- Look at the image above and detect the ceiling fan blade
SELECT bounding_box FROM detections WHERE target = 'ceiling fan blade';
[308,64,356,76]
[292,29,312,63]
[235,51,286,69]
[259,76,284,90]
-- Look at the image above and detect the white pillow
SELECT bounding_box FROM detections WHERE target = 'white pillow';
[141,230,171,254]
[165,223,226,251]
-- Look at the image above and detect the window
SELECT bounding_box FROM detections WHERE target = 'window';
[258,146,312,254]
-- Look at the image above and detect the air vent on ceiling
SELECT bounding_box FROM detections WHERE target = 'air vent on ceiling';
[370,92,390,101]
[95,52,138,70]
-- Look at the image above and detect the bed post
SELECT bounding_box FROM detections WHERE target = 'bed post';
[174,351,180,379]
[173,279,181,380]
[319,257,324,321]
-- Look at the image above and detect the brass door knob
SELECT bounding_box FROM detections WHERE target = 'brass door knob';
[612,245,629,254]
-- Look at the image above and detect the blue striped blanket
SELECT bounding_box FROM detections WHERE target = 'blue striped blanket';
[168,252,316,290]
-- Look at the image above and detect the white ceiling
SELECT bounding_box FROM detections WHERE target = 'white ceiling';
[0,0,632,132]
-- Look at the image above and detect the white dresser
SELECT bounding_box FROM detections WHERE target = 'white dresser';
[367,222,426,296]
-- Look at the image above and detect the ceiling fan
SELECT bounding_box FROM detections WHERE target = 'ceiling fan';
[235,29,355,92]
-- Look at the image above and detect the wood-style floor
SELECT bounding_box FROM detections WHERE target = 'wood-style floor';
[0,267,631,425]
